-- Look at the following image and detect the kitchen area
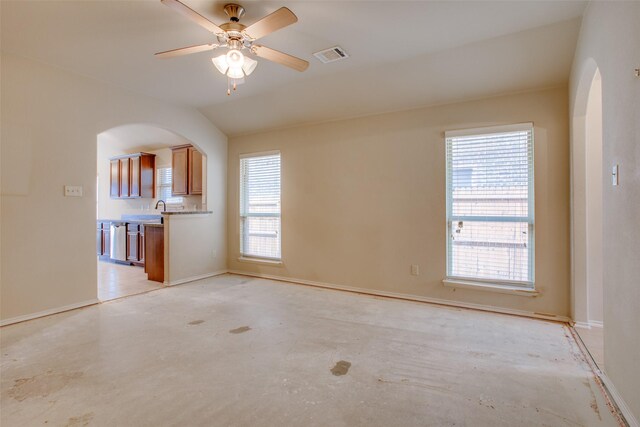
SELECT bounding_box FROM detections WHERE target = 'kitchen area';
[97,126,210,301]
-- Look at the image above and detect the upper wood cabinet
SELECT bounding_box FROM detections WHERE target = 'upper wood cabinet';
[110,153,156,199]
[188,147,203,195]
[171,145,203,196]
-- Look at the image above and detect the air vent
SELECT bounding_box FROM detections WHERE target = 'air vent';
[313,46,349,64]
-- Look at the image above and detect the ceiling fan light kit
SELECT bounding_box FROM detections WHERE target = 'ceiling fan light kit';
[156,0,309,95]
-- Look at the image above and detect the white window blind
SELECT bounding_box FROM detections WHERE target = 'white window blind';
[240,152,281,260]
[446,123,534,287]
[157,167,184,205]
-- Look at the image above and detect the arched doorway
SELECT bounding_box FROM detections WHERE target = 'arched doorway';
[572,60,604,368]
[96,124,206,301]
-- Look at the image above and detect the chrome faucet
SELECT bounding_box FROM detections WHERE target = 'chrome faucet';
[155,200,166,212]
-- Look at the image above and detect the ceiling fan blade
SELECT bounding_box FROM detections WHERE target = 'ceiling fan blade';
[252,45,309,72]
[161,0,224,34]
[155,43,218,58]
[243,7,297,40]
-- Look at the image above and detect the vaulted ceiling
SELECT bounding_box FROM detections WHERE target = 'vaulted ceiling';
[1,1,586,136]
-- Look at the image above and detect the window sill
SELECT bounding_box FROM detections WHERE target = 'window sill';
[238,257,283,266]
[443,279,539,297]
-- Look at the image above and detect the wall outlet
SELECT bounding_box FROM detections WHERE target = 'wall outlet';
[212,250,217,258]
[612,165,619,186]
[64,185,83,197]
[411,264,419,276]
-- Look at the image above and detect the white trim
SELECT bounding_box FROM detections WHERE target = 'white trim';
[228,270,570,323]
[443,279,539,297]
[164,270,228,286]
[239,149,280,159]
[601,373,640,427]
[237,257,283,266]
[0,299,100,327]
[445,122,534,138]
[574,320,604,329]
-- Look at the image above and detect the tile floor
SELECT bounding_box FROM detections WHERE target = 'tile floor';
[1,275,623,426]
[97,259,163,301]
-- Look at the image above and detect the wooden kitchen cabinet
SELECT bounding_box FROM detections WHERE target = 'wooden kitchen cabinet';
[96,221,111,260]
[171,145,203,196]
[126,223,139,262]
[188,147,203,195]
[145,225,164,282]
[171,147,189,196]
[110,160,120,198]
[110,153,156,199]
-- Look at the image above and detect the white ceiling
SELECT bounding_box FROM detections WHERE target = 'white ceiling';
[1,1,586,136]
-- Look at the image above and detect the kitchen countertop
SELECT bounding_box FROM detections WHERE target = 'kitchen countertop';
[161,211,213,215]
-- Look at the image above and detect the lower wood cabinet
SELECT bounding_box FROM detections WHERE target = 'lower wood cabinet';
[96,221,111,260]
[126,223,144,266]
[145,226,164,282]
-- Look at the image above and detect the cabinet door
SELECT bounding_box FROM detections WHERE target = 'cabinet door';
[97,224,103,255]
[130,156,141,198]
[103,228,110,258]
[189,147,203,195]
[127,225,139,261]
[110,159,120,198]
[172,147,189,196]
[138,230,145,263]
[140,154,155,199]
[120,157,130,198]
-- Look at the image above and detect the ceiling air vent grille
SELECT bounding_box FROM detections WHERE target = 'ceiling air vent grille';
[313,46,349,64]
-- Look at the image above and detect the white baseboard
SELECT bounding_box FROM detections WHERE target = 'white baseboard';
[165,269,228,286]
[227,270,571,323]
[601,371,639,427]
[574,320,604,329]
[0,299,100,327]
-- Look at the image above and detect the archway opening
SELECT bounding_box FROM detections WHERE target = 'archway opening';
[96,124,207,301]
[572,62,604,368]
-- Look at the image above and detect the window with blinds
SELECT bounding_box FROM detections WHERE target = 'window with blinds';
[157,167,184,205]
[240,152,281,260]
[445,123,534,287]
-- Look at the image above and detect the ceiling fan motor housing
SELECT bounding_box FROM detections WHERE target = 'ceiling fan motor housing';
[224,4,245,22]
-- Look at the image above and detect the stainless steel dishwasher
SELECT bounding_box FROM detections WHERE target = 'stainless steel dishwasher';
[109,222,127,262]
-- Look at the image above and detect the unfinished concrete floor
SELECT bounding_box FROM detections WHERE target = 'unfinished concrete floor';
[1,275,620,426]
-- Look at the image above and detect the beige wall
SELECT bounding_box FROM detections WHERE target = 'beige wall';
[0,53,227,323]
[228,87,571,318]
[570,2,640,421]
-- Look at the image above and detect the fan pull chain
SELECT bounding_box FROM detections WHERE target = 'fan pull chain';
[227,76,231,96]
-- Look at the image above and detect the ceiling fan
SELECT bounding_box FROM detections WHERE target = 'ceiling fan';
[156,0,309,94]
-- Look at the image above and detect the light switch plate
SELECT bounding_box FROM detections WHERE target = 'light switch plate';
[64,185,83,197]
[612,165,619,186]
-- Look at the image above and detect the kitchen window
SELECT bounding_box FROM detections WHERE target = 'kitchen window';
[239,152,281,261]
[157,167,184,206]
[445,123,534,289]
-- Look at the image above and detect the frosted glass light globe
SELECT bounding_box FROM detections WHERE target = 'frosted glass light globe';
[226,49,244,68]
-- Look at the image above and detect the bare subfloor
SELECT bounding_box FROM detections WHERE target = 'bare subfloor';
[1,275,619,426]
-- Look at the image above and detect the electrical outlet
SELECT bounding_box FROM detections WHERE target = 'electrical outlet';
[612,165,619,186]
[212,250,217,258]
[64,185,83,197]
[411,264,419,276]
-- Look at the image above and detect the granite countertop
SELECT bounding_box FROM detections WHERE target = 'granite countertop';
[161,211,213,215]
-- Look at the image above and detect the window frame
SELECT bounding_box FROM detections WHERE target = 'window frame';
[239,150,282,263]
[445,123,535,289]
[156,166,184,206]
